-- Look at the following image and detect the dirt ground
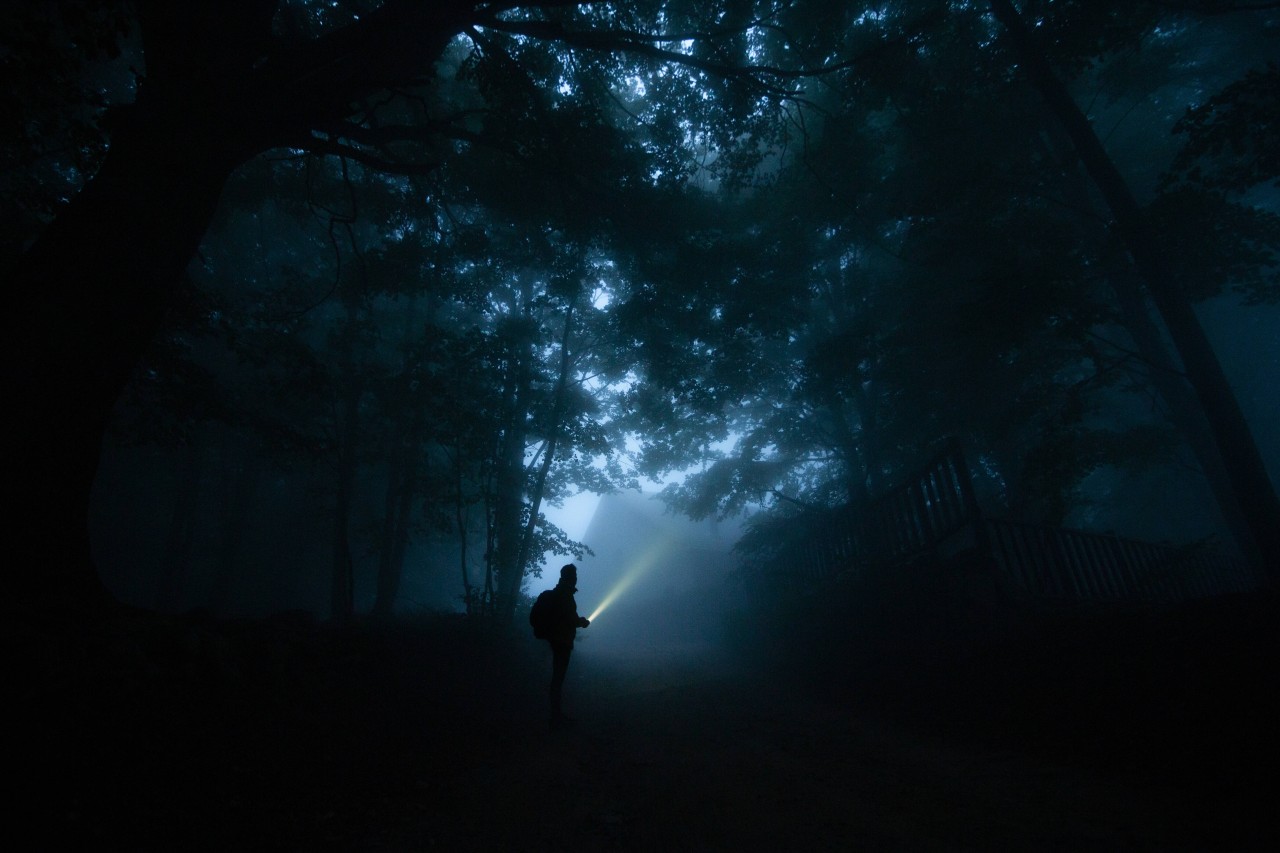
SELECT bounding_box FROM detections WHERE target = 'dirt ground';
[377,642,1270,852]
[11,609,1277,851]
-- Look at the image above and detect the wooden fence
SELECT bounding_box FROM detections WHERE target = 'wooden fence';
[984,519,1257,605]
[751,437,1259,606]
[767,436,983,585]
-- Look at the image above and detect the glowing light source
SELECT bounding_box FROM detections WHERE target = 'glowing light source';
[586,539,670,623]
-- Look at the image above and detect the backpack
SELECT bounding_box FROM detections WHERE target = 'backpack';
[529,589,555,640]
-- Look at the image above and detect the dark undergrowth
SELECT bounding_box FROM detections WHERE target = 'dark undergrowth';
[731,559,1280,823]
[8,603,547,849]
[10,567,1279,848]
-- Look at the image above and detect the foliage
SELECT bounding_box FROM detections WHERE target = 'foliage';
[6,0,1279,610]
[1165,63,1280,193]
[0,0,133,262]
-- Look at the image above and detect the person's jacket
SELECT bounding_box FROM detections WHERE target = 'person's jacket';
[546,583,582,647]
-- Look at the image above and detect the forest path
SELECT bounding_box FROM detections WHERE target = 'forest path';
[371,642,1236,852]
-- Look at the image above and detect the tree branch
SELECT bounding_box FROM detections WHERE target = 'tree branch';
[292,134,442,176]
[473,11,944,98]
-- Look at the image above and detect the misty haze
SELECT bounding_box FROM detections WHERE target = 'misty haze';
[5,1,1279,849]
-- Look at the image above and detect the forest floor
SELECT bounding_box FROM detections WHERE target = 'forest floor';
[9,594,1279,851]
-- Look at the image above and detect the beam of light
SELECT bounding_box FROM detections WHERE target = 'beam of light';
[586,538,670,623]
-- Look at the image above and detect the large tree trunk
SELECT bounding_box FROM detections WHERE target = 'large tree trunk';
[2,2,469,614]
[154,445,204,612]
[2,108,239,612]
[1110,268,1261,565]
[988,0,1280,580]
[491,366,532,622]
[493,284,537,624]
[1032,122,1262,566]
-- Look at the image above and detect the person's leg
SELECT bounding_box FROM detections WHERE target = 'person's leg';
[549,643,571,725]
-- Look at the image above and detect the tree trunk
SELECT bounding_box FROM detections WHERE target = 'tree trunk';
[330,378,362,623]
[482,481,498,617]
[2,2,468,614]
[2,108,238,611]
[493,285,536,623]
[154,445,203,612]
[1111,268,1261,565]
[452,445,476,613]
[372,444,416,619]
[1033,122,1261,565]
[515,300,577,576]
[492,375,531,622]
[988,0,1280,579]
[208,444,261,615]
[390,466,414,609]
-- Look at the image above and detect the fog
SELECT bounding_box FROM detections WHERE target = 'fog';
[561,491,744,659]
[7,1,1280,847]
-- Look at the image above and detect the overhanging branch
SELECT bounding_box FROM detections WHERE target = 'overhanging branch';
[472,12,943,98]
[292,134,442,176]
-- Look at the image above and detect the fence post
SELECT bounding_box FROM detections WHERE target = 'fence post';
[948,436,990,554]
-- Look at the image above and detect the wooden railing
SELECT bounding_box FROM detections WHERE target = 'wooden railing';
[766,437,983,585]
[748,436,1259,606]
[856,435,983,565]
[983,519,1257,604]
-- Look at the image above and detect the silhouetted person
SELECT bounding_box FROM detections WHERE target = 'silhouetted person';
[544,563,590,729]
